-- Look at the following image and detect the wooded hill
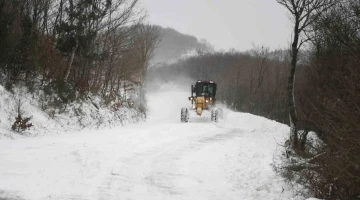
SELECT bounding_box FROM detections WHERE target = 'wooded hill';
[151,26,213,64]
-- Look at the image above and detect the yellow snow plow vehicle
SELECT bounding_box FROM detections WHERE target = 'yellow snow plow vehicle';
[181,80,223,122]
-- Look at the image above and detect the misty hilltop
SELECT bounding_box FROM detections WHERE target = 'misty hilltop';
[151,26,214,64]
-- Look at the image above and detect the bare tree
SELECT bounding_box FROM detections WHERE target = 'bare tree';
[134,25,161,82]
[276,0,338,149]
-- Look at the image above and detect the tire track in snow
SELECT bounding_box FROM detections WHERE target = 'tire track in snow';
[96,126,196,199]
[96,126,244,199]
[143,128,244,196]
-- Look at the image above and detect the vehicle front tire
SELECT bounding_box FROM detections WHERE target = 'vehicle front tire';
[211,109,218,122]
[181,108,189,122]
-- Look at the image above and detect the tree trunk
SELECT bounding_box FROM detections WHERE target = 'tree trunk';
[63,39,79,82]
[299,129,309,152]
[288,20,300,148]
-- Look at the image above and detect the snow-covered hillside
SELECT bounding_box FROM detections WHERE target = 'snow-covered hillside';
[0,85,143,138]
[0,86,306,200]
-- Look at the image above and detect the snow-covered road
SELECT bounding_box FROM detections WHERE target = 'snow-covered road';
[0,89,302,200]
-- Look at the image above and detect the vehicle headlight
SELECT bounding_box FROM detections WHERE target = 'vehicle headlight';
[206,100,209,103]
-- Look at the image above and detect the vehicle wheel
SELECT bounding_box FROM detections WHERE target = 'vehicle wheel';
[211,109,218,122]
[181,108,189,122]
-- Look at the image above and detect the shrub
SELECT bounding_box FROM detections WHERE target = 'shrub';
[11,114,33,132]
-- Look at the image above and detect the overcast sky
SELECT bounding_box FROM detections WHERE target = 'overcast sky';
[140,0,293,51]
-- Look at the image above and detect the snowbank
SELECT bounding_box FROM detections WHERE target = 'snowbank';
[0,84,144,138]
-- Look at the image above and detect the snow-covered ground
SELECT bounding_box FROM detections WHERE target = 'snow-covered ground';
[0,86,305,200]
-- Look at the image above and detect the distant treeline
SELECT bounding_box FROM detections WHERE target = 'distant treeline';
[148,48,291,123]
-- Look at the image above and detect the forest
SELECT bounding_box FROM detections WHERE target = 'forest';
[0,0,160,114]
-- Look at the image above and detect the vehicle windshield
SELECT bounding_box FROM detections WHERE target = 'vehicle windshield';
[195,83,216,97]
[202,85,214,96]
